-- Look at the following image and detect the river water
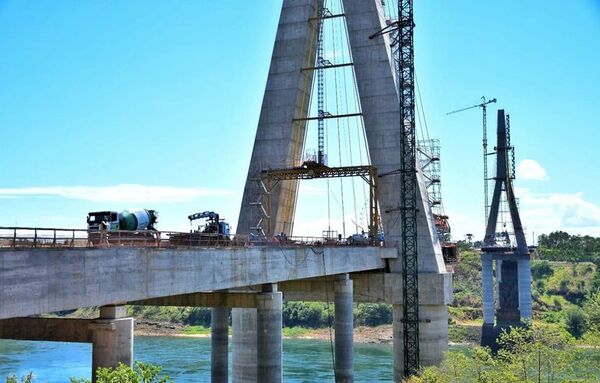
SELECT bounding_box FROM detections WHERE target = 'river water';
[0,336,395,382]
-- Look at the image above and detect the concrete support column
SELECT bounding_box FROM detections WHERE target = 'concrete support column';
[211,307,229,383]
[334,274,354,383]
[232,308,257,383]
[481,254,495,324]
[517,259,533,321]
[392,304,404,382]
[495,260,502,310]
[418,305,449,366]
[257,284,283,383]
[91,306,133,383]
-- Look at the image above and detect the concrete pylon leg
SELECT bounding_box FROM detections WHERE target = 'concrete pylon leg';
[481,254,495,324]
[392,304,404,382]
[232,308,257,383]
[91,306,133,383]
[257,285,283,383]
[517,259,533,321]
[211,307,229,383]
[393,304,448,378]
[334,275,354,383]
[418,305,449,367]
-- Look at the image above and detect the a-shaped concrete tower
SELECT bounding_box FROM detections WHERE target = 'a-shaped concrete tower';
[481,110,533,348]
[234,1,451,381]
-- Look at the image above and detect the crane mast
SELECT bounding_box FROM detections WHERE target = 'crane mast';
[397,0,419,376]
[447,97,497,225]
[372,0,419,375]
[317,3,326,165]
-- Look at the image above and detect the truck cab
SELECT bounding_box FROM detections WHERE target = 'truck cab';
[87,211,120,231]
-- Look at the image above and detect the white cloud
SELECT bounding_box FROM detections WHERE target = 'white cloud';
[425,189,600,242]
[515,189,600,235]
[0,184,231,203]
[516,159,549,181]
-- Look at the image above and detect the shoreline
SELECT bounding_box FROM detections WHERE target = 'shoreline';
[134,320,395,344]
[134,320,475,346]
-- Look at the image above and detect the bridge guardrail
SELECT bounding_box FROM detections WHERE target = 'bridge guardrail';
[0,227,379,250]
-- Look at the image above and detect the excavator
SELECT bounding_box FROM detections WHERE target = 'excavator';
[169,211,230,246]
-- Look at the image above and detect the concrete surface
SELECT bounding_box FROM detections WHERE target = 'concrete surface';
[256,287,283,383]
[232,308,257,383]
[0,246,388,319]
[236,0,319,236]
[211,307,229,383]
[334,275,354,383]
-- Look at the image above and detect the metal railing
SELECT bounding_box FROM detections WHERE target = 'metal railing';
[0,227,380,250]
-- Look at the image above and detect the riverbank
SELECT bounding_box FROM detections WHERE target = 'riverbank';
[135,319,395,343]
[135,319,485,345]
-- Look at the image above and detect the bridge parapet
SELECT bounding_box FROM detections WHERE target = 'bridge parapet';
[0,226,383,250]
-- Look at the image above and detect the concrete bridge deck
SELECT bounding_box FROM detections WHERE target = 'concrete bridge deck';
[0,245,392,320]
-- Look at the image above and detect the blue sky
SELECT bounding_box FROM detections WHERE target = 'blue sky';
[0,1,599,241]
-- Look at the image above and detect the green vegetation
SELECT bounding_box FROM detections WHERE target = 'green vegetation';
[5,373,33,383]
[127,306,212,327]
[124,302,393,331]
[408,325,600,383]
[69,362,173,383]
[282,327,313,337]
[182,325,211,336]
[450,232,600,343]
[537,231,600,266]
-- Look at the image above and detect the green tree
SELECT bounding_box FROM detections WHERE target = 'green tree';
[405,366,448,383]
[5,373,33,383]
[441,352,469,383]
[353,303,392,326]
[584,292,600,331]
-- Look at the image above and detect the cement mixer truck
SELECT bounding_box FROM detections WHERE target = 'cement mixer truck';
[87,209,158,245]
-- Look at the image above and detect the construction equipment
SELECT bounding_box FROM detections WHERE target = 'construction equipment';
[87,209,158,231]
[447,96,497,225]
[86,209,158,245]
[188,211,231,239]
[169,211,231,246]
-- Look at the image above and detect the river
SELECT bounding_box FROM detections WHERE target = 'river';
[0,336,395,382]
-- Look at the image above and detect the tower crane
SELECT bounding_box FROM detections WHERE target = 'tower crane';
[447,97,497,225]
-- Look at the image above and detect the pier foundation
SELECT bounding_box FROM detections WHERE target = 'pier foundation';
[257,284,283,383]
[91,306,133,383]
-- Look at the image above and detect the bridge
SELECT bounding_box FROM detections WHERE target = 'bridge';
[0,1,452,382]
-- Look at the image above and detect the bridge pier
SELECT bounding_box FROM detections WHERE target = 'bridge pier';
[232,308,257,383]
[211,307,229,383]
[392,274,451,381]
[257,284,283,383]
[91,305,133,383]
[334,274,354,383]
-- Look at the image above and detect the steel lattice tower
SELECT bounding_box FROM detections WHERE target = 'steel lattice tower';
[398,0,419,376]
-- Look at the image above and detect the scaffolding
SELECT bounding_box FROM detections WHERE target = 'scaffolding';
[251,162,380,244]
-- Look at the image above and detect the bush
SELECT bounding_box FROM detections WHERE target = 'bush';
[565,308,588,339]
[186,308,212,327]
[354,304,392,326]
[71,362,173,383]
[531,260,553,279]
[6,373,33,383]
[283,302,329,328]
